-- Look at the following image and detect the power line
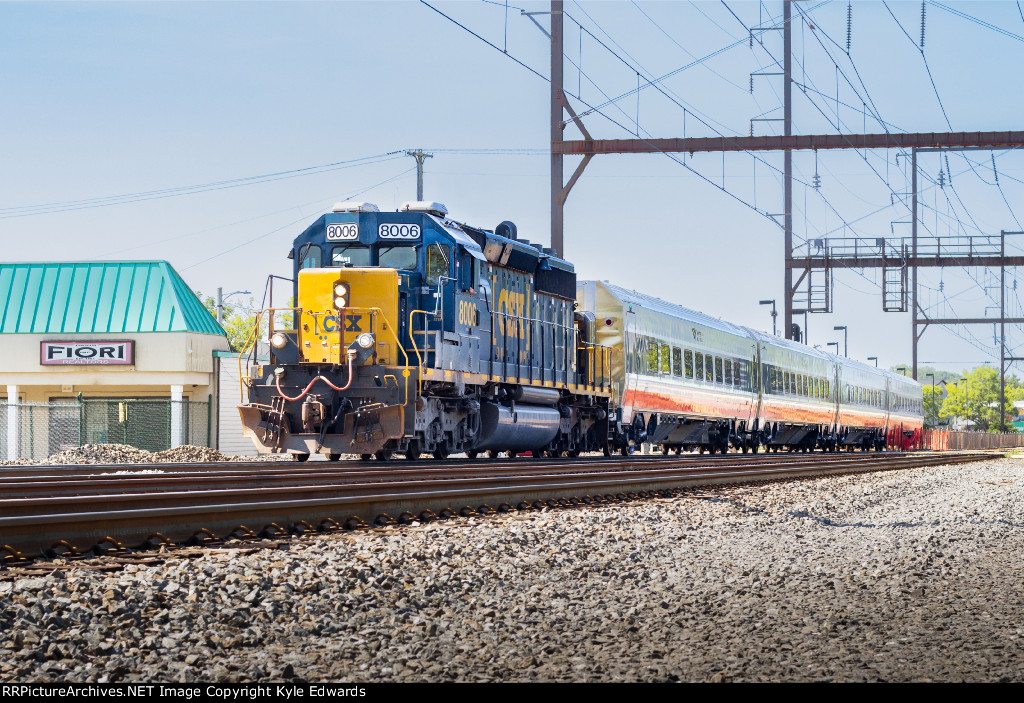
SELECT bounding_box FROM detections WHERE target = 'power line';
[931,1,1024,44]
[181,167,416,272]
[0,152,404,218]
[420,0,550,83]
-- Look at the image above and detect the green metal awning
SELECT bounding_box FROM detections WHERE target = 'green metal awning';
[0,262,226,336]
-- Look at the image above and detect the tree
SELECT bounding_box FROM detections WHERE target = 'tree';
[195,291,261,353]
[938,364,1024,432]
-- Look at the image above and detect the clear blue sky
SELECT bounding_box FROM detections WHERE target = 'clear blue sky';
[2,1,1023,375]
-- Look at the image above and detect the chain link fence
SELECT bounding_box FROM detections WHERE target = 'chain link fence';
[0,398,211,461]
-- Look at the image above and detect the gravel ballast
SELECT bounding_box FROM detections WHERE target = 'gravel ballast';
[2,456,1022,682]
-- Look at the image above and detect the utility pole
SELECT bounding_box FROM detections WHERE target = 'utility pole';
[783,0,793,340]
[405,149,433,200]
[551,0,564,257]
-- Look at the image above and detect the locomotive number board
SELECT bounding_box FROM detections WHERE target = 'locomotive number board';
[326,223,359,241]
[378,223,421,240]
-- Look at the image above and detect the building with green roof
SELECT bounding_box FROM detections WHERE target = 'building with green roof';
[1,262,231,459]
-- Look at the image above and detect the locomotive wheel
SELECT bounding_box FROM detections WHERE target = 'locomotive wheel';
[547,450,562,458]
[699,446,706,454]
[488,450,502,459]
[662,445,670,455]
[294,453,310,463]
[531,449,544,459]
[620,445,629,456]
[467,450,479,460]
[741,443,749,454]
[327,453,341,462]
[751,443,759,454]
[566,449,579,458]
[433,446,450,460]
[375,449,392,462]
[675,446,682,455]
[359,454,372,461]
[405,449,420,461]
[603,444,612,457]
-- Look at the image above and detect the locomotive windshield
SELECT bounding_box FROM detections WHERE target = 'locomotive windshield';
[378,244,418,271]
[331,244,370,267]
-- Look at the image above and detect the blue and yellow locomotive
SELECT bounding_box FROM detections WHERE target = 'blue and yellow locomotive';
[239,201,613,460]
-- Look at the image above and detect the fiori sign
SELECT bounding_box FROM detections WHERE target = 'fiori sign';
[40,341,135,366]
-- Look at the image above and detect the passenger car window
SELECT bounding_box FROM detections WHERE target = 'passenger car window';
[647,340,659,375]
[660,344,670,374]
[724,359,732,385]
[714,357,723,384]
[672,347,682,377]
[331,245,370,267]
[695,353,704,381]
[684,350,693,378]
[378,245,418,271]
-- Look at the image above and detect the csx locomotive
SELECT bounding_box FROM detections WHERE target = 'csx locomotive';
[239,201,923,460]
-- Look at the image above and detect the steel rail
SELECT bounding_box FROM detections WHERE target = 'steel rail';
[0,452,993,560]
[0,450,960,484]
[0,452,966,498]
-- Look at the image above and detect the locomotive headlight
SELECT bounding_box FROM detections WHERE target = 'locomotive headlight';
[356,332,375,349]
[270,332,288,348]
[333,282,350,309]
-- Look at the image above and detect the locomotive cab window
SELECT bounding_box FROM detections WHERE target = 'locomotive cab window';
[299,244,322,269]
[426,244,450,285]
[331,244,370,267]
[377,244,418,271]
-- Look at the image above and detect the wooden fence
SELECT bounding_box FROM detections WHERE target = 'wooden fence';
[923,429,1024,450]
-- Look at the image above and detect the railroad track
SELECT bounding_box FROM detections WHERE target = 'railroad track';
[0,451,997,563]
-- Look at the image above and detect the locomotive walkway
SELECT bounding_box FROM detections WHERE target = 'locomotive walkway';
[0,452,996,562]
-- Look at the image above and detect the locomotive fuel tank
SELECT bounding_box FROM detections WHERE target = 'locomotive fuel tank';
[473,402,561,452]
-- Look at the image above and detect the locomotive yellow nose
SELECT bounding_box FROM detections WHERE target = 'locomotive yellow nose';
[297,267,399,366]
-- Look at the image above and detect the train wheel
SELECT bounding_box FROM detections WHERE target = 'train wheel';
[741,443,749,454]
[327,453,341,462]
[752,443,759,454]
[547,450,562,458]
[531,449,544,458]
[359,454,372,461]
[603,444,612,457]
[662,444,670,455]
[620,445,629,456]
[433,446,450,460]
[488,450,502,459]
[467,450,479,460]
[405,449,420,461]
[675,446,682,455]
[294,453,310,463]
[699,446,706,454]
[375,449,392,461]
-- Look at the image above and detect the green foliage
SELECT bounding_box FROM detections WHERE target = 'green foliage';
[196,291,261,353]
[927,364,1024,432]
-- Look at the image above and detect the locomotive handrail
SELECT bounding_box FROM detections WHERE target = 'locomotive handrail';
[237,306,301,404]
[239,305,410,408]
